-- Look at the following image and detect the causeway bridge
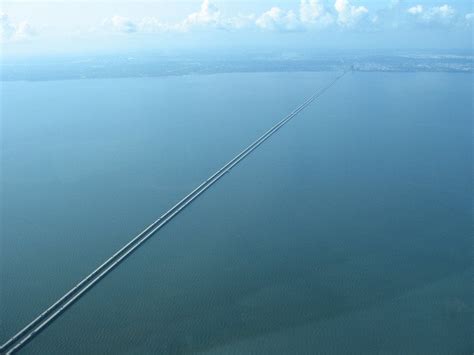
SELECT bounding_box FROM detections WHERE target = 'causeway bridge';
[0,71,347,354]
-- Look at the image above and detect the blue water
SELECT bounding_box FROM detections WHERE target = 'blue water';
[1,72,472,354]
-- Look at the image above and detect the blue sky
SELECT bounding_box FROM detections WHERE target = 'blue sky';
[1,0,473,57]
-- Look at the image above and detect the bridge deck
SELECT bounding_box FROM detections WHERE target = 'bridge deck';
[1,71,347,354]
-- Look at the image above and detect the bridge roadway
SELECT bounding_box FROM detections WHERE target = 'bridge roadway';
[0,71,347,354]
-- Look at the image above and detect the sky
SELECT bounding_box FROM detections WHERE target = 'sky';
[1,0,473,57]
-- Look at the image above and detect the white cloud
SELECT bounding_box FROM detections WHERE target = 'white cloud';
[0,12,15,40]
[94,0,470,37]
[0,12,35,41]
[100,1,254,34]
[102,15,138,33]
[464,14,474,29]
[299,0,334,28]
[180,0,221,30]
[334,0,369,27]
[256,7,303,32]
[427,4,455,22]
[407,5,423,15]
[221,13,256,30]
[176,1,259,32]
[407,4,456,26]
[138,17,172,33]
[15,21,35,38]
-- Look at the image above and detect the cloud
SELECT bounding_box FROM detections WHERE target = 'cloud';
[180,0,221,30]
[95,0,471,37]
[220,13,256,31]
[0,12,15,40]
[407,4,457,27]
[15,21,35,38]
[256,7,303,32]
[138,17,169,33]
[173,0,256,32]
[463,13,474,28]
[407,5,423,15]
[334,0,369,27]
[427,4,456,23]
[102,15,138,33]
[371,0,403,30]
[299,0,334,28]
[0,12,35,41]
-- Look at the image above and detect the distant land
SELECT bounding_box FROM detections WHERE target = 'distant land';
[1,49,472,81]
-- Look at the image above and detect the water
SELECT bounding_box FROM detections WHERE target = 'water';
[1,72,472,354]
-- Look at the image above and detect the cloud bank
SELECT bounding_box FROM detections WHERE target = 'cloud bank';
[255,7,302,32]
[334,0,368,27]
[102,15,138,33]
[97,0,472,36]
[3,0,473,43]
[0,12,35,41]
[406,4,457,27]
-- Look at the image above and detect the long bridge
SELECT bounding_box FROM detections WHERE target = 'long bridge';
[0,71,347,354]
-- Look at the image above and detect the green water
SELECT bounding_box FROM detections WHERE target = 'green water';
[1,72,472,354]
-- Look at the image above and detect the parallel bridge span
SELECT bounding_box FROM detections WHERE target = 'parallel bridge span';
[0,70,347,354]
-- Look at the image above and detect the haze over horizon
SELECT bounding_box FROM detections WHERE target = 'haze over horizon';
[1,0,473,58]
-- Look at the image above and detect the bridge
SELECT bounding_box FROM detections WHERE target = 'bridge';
[0,71,347,354]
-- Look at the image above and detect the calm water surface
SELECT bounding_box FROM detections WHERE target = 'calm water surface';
[1,72,472,354]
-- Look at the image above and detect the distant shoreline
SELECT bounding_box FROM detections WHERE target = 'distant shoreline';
[1,67,472,83]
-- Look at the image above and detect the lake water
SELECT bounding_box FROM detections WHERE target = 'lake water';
[1,72,472,354]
